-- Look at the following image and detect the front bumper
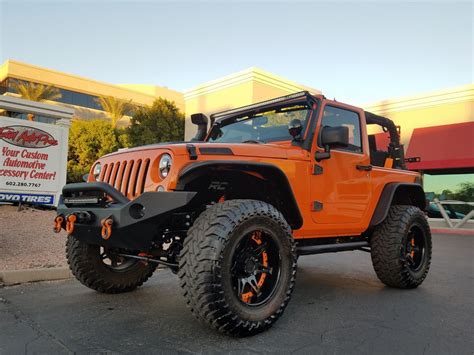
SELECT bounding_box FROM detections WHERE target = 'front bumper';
[56,182,196,250]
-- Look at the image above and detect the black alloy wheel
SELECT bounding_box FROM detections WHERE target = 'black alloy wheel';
[370,205,432,289]
[404,225,426,272]
[231,230,281,306]
[66,235,156,293]
[99,246,136,271]
[179,199,297,336]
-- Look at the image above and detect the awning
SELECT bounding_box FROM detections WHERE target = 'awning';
[406,121,474,174]
[372,132,390,150]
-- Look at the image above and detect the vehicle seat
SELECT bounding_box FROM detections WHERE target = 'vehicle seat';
[368,135,388,167]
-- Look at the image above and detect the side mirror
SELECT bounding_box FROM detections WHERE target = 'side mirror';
[315,126,349,161]
[321,126,349,147]
[190,113,209,141]
[288,119,303,140]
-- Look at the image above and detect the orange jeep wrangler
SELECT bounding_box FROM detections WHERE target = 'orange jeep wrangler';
[55,91,432,336]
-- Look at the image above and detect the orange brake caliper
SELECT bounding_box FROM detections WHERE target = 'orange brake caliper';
[241,232,269,303]
[410,238,415,259]
[241,292,253,303]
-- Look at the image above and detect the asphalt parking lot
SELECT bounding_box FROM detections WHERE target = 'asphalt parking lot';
[1,233,473,354]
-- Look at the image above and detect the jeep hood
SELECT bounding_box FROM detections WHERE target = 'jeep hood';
[106,142,291,160]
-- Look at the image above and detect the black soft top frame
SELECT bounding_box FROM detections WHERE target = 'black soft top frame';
[365,111,406,169]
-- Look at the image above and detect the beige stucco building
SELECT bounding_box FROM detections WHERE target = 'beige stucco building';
[364,84,474,147]
[0,60,322,135]
[1,59,472,187]
[2,59,471,143]
[0,60,184,126]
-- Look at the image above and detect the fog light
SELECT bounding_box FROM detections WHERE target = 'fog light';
[157,185,165,192]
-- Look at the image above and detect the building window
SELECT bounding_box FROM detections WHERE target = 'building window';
[1,77,104,111]
[320,105,362,153]
[2,111,57,124]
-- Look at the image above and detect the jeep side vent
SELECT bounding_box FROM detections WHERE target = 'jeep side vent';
[199,147,234,155]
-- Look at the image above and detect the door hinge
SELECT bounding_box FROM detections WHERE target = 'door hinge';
[312,201,323,211]
[312,164,323,175]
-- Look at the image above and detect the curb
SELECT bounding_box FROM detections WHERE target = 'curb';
[0,267,72,286]
[431,228,474,236]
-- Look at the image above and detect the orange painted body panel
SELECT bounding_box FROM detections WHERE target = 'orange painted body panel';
[89,98,420,239]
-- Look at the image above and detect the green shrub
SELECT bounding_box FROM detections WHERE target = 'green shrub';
[67,119,118,182]
[127,98,184,147]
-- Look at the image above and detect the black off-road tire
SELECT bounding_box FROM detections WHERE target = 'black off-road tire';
[178,200,297,336]
[66,235,156,294]
[370,205,432,289]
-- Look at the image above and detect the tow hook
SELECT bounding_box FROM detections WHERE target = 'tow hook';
[101,216,114,240]
[53,215,64,233]
[65,214,77,234]
[59,212,93,234]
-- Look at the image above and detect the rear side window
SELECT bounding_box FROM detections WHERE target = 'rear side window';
[320,106,362,153]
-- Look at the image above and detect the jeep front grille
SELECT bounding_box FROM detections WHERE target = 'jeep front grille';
[99,159,150,199]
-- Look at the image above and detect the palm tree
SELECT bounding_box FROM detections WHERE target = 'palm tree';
[12,81,62,102]
[11,81,62,121]
[96,95,133,128]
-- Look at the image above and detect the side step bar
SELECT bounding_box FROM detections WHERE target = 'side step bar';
[297,241,369,256]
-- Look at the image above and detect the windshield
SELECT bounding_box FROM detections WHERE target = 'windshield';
[208,105,310,143]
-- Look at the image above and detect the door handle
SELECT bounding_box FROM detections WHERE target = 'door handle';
[356,164,372,171]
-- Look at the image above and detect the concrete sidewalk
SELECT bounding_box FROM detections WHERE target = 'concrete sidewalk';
[0,205,68,274]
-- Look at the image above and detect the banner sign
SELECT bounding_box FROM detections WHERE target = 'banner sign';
[0,116,69,206]
[0,192,55,204]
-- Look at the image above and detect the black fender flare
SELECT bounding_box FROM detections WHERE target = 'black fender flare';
[370,182,427,226]
[176,160,303,229]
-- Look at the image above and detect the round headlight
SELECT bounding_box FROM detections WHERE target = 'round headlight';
[92,163,102,180]
[159,154,172,178]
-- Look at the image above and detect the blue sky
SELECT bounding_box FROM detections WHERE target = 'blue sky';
[1,0,472,104]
